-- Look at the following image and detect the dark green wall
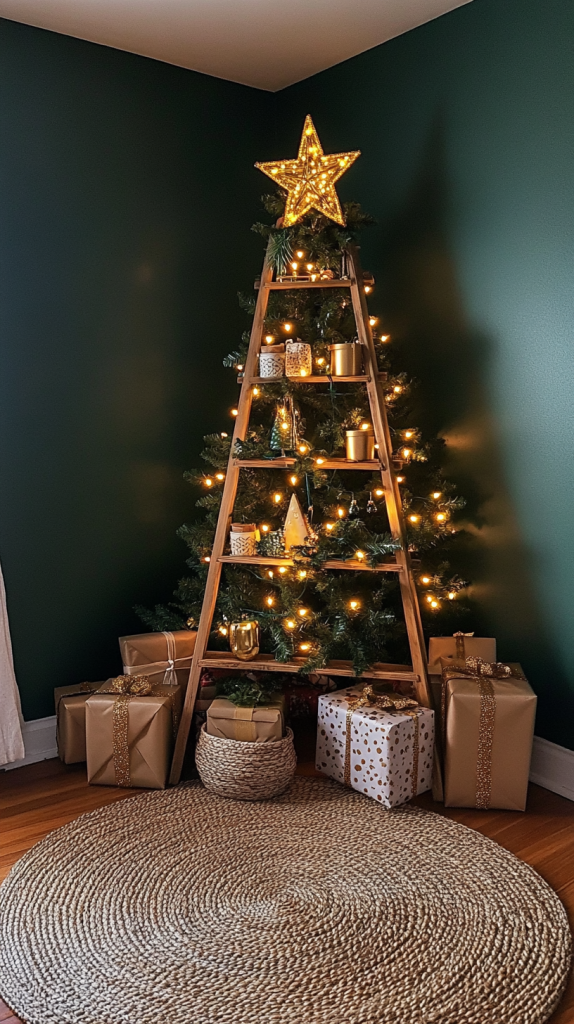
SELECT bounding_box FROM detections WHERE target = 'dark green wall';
[0,19,273,719]
[2,0,573,749]
[279,0,574,747]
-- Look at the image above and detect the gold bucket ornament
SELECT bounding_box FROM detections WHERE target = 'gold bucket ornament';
[229,619,260,661]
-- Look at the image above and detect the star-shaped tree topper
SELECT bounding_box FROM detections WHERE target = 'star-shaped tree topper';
[255,115,360,227]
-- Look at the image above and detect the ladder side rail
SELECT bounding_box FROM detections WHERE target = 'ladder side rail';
[169,252,274,784]
[346,244,431,710]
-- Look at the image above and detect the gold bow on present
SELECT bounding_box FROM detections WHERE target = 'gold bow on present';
[441,657,526,809]
[344,686,421,796]
[104,674,153,695]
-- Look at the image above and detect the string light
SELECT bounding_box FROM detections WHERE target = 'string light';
[436,512,446,522]
[253,387,259,396]
[220,432,228,438]
[409,515,419,523]
[396,476,405,483]
[285,619,296,629]
[296,250,304,259]
[355,550,365,561]
[298,607,308,617]
[315,457,325,465]
[218,625,228,636]
[432,491,442,499]
[404,431,413,439]
[204,478,213,487]
[360,422,371,431]
[203,556,211,563]
[237,364,244,372]
[325,522,334,531]
[299,643,311,652]
[381,335,390,343]
[431,600,439,609]
[261,524,270,533]
[316,357,325,366]
[279,566,287,574]
[283,323,292,332]
[337,507,345,518]
[364,285,372,294]
[306,263,314,271]
[266,596,275,607]
[273,493,282,503]
[289,475,297,486]
[216,473,225,481]
[298,444,308,453]
[268,570,274,578]
[421,576,431,585]
[298,570,307,579]
[349,599,360,610]
[393,385,402,394]
[374,488,384,496]
[231,408,238,417]
[402,449,411,459]
[265,335,274,344]
[426,595,433,603]
[291,262,299,271]
[281,422,290,431]
[369,317,377,326]
[448,592,456,600]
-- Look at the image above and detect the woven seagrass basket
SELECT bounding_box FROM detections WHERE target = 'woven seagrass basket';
[195,724,297,801]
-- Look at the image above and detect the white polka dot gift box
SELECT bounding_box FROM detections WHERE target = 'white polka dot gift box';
[316,685,434,808]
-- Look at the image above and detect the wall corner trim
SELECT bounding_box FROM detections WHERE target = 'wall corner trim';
[2,715,58,771]
[529,736,574,802]
[2,721,574,802]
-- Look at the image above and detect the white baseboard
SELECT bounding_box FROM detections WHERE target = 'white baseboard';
[2,719,574,800]
[1,715,57,771]
[529,736,574,802]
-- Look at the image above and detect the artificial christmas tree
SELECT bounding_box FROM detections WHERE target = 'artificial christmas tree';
[138,115,469,785]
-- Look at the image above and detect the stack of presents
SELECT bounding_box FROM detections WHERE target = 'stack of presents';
[55,630,537,811]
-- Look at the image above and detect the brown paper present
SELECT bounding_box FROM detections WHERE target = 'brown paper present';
[206,699,283,742]
[429,634,496,675]
[54,682,103,763]
[86,678,183,789]
[442,659,536,811]
[119,630,196,689]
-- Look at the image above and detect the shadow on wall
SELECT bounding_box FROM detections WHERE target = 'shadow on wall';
[380,118,570,739]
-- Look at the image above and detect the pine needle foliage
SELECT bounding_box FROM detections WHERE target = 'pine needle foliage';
[138,194,470,671]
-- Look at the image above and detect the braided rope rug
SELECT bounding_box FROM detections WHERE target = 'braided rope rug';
[0,778,570,1024]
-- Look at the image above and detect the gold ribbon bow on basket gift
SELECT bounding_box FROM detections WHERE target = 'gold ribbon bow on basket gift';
[97,675,180,788]
[442,657,526,810]
[344,685,421,797]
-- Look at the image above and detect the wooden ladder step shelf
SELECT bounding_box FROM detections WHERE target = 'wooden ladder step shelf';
[169,243,438,796]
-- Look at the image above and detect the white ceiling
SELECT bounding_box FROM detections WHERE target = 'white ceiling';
[0,0,474,91]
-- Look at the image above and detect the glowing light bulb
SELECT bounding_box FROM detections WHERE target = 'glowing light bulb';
[404,431,413,439]
[299,446,308,454]
[355,550,365,561]
[298,608,308,617]
[396,476,405,483]
[220,432,228,438]
[298,570,307,579]
[421,576,431,585]
[402,449,411,459]
[306,263,314,271]
[299,643,311,652]
[290,475,298,485]
[431,600,439,609]
[436,513,446,522]
[265,335,274,344]
[360,423,370,431]
[325,523,334,531]
[266,596,274,607]
[268,571,274,578]
[286,619,296,629]
[448,592,456,600]
[283,323,292,332]
[296,251,304,258]
[205,478,213,487]
[231,408,238,417]
[432,491,442,499]
[426,595,433,603]
[216,473,225,481]
[261,524,270,533]
[364,285,372,294]
[274,493,282,503]
[253,387,259,396]
[393,385,402,394]
[281,422,290,431]
[315,457,325,465]
[219,625,228,636]
[316,357,325,366]
[337,508,345,518]
[375,488,384,496]
[349,600,360,610]
[409,515,419,523]
[237,364,244,371]
[300,368,308,376]
[203,556,211,563]
[278,566,287,574]
[291,262,298,270]
[369,317,377,326]
[381,335,390,342]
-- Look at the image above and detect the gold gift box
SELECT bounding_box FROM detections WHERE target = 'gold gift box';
[428,636,497,712]
[206,699,283,742]
[54,682,103,764]
[86,681,183,789]
[443,661,536,811]
[119,630,196,688]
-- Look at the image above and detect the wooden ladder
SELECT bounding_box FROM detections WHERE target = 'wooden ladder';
[169,243,436,787]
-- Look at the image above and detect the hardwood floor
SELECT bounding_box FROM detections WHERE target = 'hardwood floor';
[1,757,573,1023]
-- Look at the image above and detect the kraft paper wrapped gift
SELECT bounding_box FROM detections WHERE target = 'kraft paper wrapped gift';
[316,685,435,809]
[54,681,102,764]
[119,629,196,689]
[86,678,183,789]
[442,659,536,811]
[206,699,283,742]
[428,634,496,711]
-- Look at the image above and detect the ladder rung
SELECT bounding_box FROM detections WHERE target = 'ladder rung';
[198,651,417,681]
[218,555,401,572]
[249,374,371,384]
[233,458,382,470]
[255,278,352,291]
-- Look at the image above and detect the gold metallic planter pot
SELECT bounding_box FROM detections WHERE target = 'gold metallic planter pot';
[346,428,375,461]
[328,343,363,376]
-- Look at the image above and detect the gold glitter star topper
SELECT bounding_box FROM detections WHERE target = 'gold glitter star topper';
[255,115,360,227]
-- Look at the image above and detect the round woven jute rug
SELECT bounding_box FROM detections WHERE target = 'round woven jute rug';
[0,778,570,1024]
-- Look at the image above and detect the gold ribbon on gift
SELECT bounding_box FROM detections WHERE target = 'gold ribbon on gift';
[453,631,475,659]
[442,658,527,810]
[97,675,181,788]
[344,685,421,798]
